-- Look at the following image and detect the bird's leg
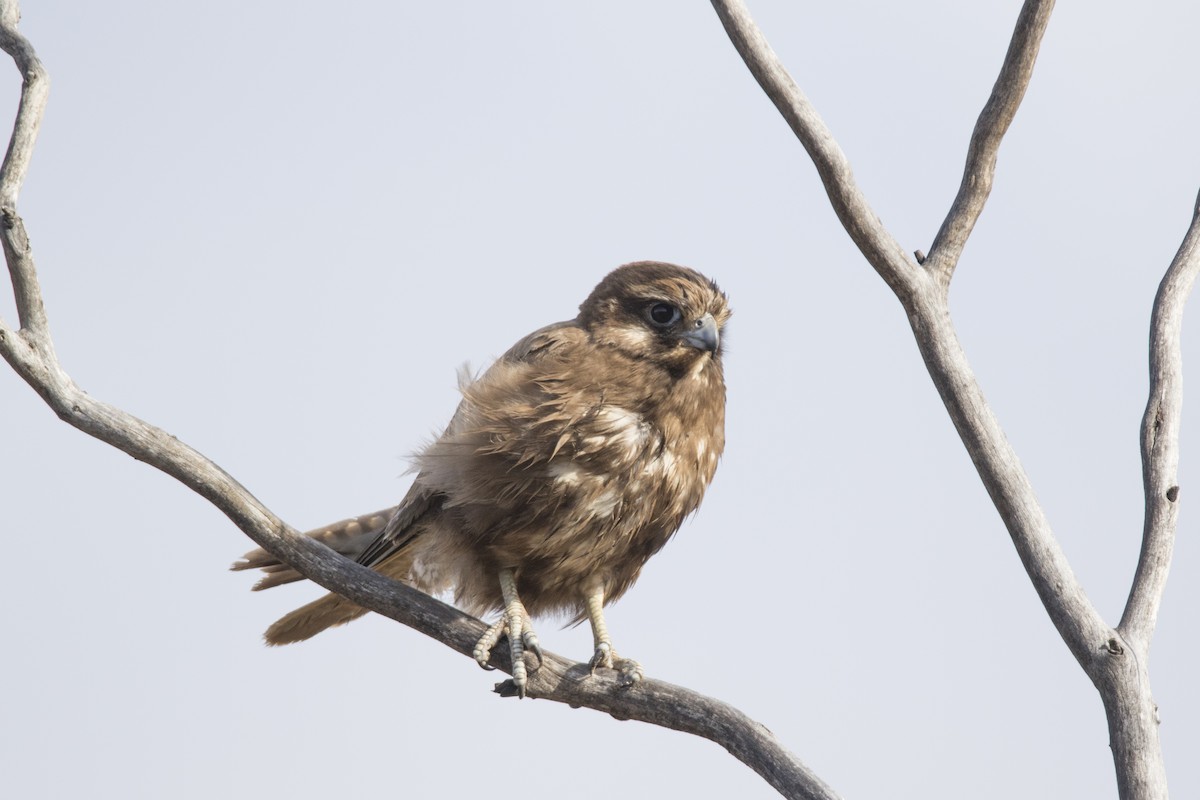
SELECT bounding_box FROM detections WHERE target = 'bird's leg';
[482,568,540,698]
[585,588,614,669]
[498,573,543,677]
[584,585,644,687]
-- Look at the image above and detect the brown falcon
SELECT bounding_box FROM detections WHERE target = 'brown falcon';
[233,261,729,695]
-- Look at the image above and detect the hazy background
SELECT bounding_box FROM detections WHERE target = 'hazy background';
[3,2,1199,797]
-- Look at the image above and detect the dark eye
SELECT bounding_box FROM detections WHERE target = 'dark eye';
[647,302,680,327]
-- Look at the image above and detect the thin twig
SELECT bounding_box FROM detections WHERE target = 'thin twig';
[708,0,916,298]
[1120,189,1200,648]
[0,0,49,336]
[924,0,1055,283]
[0,1,46,208]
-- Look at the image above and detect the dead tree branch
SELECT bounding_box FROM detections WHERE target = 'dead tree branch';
[0,2,47,336]
[925,0,1055,283]
[1122,193,1200,648]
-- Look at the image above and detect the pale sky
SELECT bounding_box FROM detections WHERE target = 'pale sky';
[3,2,1200,798]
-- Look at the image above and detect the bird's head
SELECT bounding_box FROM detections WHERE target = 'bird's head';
[577,261,731,378]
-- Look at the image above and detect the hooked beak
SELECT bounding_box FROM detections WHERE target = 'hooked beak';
[680,313,719,353]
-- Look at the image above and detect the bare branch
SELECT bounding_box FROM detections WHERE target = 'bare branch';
[708,0,916,298]
[0,6,837,799]
[1120,189,1200,648]
[0,1,48,336]
[0,1,45,207]
[521,661,840,800]
[903,288,1112,675]
[924,0,1055,282]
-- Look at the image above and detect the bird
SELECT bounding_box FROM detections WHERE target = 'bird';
[233,261,730,696]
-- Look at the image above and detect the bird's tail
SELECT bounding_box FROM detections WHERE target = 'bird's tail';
[261,590,374,646]
[230,508,404,646]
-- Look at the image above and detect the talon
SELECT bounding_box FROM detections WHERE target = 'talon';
[615,658,644,687]
[473,644,493,670]
[509,636,528,698]
[498,569,532,698]
[589,641,614,673]
[523,630,543,672]
[582,587,641,686]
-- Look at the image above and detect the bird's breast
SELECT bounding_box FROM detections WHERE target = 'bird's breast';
[549,402,719,533]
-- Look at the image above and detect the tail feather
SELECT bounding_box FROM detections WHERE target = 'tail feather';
[230,508,396,591]
[263,592,372,645]
[231,507,422,645]
[261,545,420,644]
[248,564,305,593]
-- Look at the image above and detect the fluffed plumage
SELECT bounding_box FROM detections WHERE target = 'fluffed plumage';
[233,261,730,693]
